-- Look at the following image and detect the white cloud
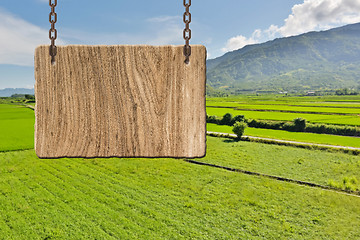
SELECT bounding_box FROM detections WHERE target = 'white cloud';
[221,30,261,52]
[0,10,183,67]
[0,9,64,66]
[146,16,180,23]
[278,0,360,37]
[146,16,183,45]
[222,0,360,52]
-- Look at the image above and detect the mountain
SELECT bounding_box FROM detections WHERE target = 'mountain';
[0,88,34,97]
[207,23,360,92]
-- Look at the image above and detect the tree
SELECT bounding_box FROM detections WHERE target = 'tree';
[220,113,233,126]
[25,94,35,100]
[293,118,306,132]
[231,115,245,125]
[206,115,218,124]
[232,121,247,140]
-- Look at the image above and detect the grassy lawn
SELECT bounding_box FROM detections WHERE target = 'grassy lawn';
[207,123,360,148]
[0,104,34,152]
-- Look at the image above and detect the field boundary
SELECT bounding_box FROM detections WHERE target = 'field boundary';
[207,131,360,155]
[184,159,360,198]
[25,105,34,110]
[206,102,360,109]
[0,148,34,153]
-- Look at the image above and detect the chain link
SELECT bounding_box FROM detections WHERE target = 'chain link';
[49,0,57,64]
[183,0,191,64]
[47,1,191,64]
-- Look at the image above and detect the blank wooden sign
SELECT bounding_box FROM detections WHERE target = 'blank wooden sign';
[34,45,206,158]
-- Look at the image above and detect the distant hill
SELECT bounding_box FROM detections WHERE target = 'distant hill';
[207,23,360,92]
[0,88,34,97]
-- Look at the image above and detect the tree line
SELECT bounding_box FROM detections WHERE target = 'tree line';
[207,113,360,137]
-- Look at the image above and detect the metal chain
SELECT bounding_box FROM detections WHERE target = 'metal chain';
[49,0,57,64]
[183,0,191,64]
[47,1,190,64]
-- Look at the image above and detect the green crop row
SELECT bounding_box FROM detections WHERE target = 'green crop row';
[206,103,360,115]
[207,100,360,108]
[0,104,34,152]
[207,123,360,149]
[207,94,360,104]
[206,107,360,126]
[2,139,360,239]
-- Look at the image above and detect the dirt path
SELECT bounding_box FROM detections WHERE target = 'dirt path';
[25,105,35,110]
[207,131,360,151]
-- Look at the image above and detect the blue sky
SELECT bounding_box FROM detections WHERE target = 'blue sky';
[1,0,360,89]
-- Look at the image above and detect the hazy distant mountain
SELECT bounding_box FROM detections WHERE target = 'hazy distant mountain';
[207,23,360,92]
[0,88,34,97]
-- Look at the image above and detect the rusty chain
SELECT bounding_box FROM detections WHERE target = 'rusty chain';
[183,0,191,64]
[49,0,57,64]
[47,1,191,64]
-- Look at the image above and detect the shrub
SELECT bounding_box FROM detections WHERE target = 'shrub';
[305,123,360,136]
[208,113,360,137]
[282,122,295,131]
[232,121,247,139]
[25,94,35,100]
[231,115,245,125]
[220,113,233,126]
[206,115,219,124]
[247,119,284,129]
[293,118,306,132]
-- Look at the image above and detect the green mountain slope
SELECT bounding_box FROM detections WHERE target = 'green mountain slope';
[207,23,360,92]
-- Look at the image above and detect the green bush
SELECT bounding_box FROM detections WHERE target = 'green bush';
[282,122,296,131]
[231,115,245,125]
[247,119,284,129]
[206,115,219,124]
[220,113,233,126]
[232,121,247,139]
[206,112,360,137]
[293,118,306,132]
[25,94,35,100]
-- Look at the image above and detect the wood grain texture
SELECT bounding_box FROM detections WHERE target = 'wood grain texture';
[34,45,206,158]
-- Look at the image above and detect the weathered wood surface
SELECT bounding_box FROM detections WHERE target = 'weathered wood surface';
[34,45,206,158]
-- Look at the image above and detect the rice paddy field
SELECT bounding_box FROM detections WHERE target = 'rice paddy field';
[1,100,360,239]
[207,123,360,148]
[207,95,360,126]
[0,104,34,152]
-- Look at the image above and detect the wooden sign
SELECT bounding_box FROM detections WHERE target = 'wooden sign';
[34,45,206,158]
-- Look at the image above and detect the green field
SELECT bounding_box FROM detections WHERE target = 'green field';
[204,136,360,190]
[207,103,360,115]
[206,107,360,126]
[1,102,360,239]
[207,123,360,148]
[0,104,34,152]
[1,147,359,239]
[207,95,360,126]
[207,100,360,108]
[207,95,360,105]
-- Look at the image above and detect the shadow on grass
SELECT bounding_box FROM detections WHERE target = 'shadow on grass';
[223,139,240,143]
